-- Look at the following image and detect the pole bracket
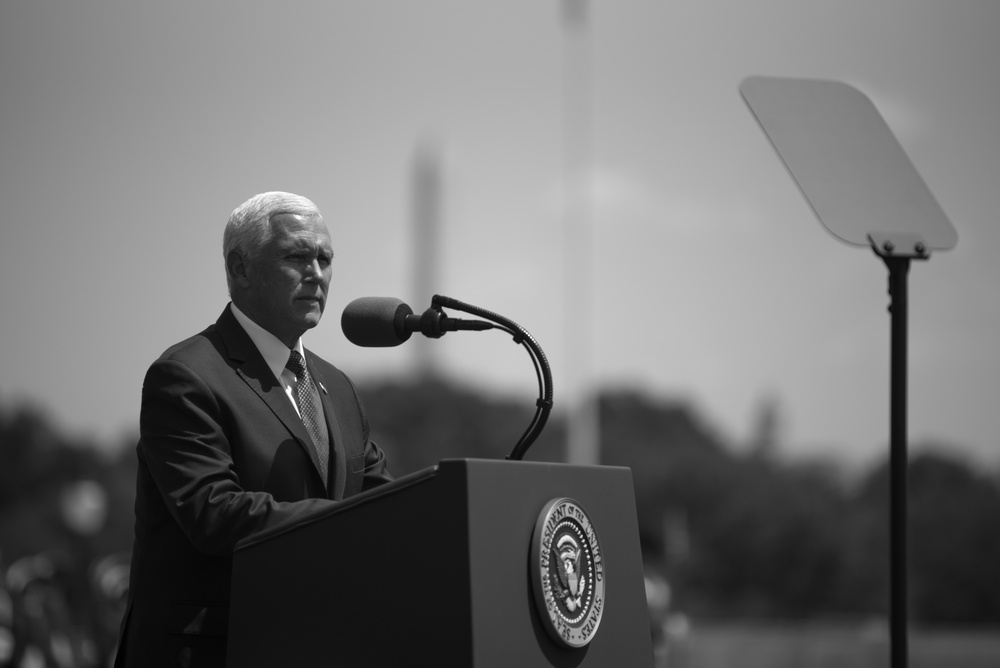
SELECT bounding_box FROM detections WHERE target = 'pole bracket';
[868,232,930,260]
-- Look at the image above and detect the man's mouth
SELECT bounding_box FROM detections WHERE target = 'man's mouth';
[296,295,324,308]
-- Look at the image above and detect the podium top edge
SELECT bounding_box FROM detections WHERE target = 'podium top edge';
[235,464,441,552]
[437,458,635,474]
[235,460,637,553]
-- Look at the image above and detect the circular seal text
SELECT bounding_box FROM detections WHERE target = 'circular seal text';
[530,497,605,648]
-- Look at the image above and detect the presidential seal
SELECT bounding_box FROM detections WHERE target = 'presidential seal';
[530,497,605,648]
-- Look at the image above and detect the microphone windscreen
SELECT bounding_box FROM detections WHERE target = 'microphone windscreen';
[341,297,414,347]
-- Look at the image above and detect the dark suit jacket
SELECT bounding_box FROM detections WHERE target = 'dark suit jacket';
[114,305,391,668]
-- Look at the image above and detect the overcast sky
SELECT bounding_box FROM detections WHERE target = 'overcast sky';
[2,1,998,469]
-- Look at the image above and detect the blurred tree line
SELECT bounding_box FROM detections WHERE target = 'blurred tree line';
[1,379,998,661]
[363,380,1000,626]
[0,404,135,666]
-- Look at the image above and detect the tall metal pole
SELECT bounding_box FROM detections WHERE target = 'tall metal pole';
[562,0,599,466]
[884,254,911,668]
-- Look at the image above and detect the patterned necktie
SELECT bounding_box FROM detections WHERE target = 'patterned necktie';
[285,350,330,487]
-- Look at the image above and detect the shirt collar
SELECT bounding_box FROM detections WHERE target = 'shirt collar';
[229,302,304,382]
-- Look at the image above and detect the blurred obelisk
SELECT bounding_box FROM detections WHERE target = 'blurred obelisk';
[411,138,445,377]
[562,0,600,465]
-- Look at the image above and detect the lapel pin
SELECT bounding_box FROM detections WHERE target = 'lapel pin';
[319,381,328,395]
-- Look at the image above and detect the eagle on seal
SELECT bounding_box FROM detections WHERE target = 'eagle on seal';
[553,534,585,612]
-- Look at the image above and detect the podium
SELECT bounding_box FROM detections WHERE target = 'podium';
[228,459,654,667]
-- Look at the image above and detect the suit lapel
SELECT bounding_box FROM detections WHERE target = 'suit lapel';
[216,307,327,490]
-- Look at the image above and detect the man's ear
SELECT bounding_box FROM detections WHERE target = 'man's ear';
[226,250,252,289]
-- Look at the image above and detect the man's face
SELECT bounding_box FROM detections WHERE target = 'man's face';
[240,212,334,347]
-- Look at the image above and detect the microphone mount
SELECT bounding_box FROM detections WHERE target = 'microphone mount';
[406,304,495,339]
[423,295,554,461]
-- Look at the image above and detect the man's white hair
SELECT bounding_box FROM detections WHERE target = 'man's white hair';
[222,191,322,294]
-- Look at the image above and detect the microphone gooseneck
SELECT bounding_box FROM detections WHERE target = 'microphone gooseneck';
[339,294,553,460]
[430,295,553,461]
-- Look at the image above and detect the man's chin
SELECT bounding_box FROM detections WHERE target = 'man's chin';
[293,301,325,328]
[302,304,323,329]
[301,312,323,329]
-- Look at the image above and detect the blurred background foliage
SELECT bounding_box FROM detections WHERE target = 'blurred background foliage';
[364,379,1000,625]
[1,380,999,665]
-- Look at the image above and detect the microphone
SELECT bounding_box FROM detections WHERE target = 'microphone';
[341,296,493,347]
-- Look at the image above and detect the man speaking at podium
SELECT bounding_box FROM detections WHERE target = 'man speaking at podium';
[115,192,393,667]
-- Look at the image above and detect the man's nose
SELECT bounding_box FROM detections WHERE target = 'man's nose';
[303,259,322,280]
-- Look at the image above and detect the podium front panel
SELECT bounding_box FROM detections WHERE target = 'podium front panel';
[228,459,653,667]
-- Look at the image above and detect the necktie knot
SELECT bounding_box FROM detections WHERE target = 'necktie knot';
[285,350,307,380]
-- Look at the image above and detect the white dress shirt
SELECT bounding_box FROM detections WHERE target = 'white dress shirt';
[229,303,305,417]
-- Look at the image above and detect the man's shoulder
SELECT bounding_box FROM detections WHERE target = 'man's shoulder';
[302,346,338,371]
[303,349,352,387]
[157,322,224,364]
[149,308,246,373]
